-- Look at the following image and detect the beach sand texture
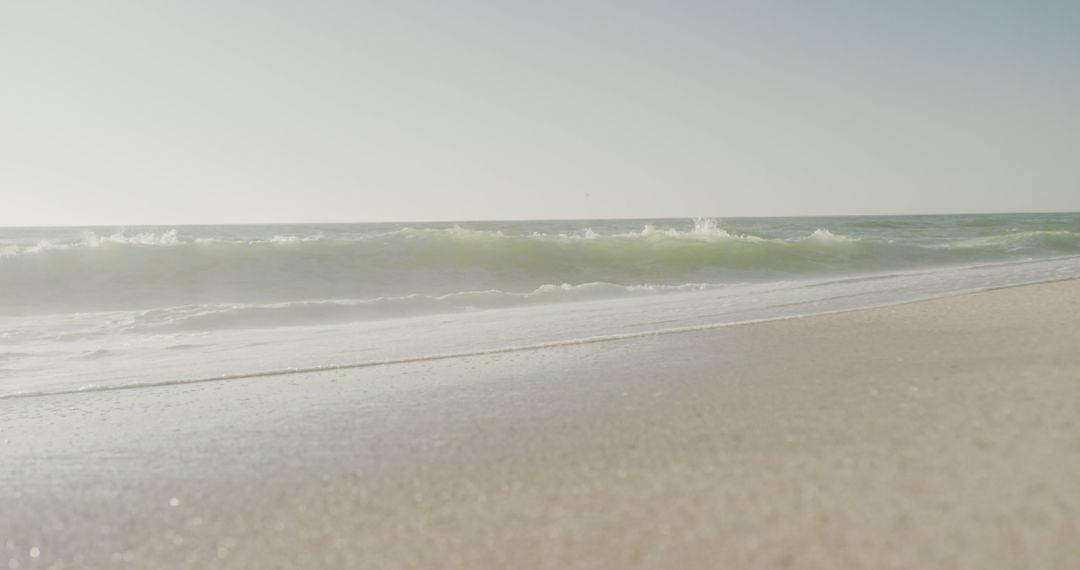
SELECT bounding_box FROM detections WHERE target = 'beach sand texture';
[3,280,1079,569]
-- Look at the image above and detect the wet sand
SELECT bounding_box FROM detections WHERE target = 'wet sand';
[3,280,1079,569]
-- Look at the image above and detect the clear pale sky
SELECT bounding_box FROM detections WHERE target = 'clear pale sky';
[3,1,1078,226]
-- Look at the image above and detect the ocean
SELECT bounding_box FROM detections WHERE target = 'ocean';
[3,212,1079,398]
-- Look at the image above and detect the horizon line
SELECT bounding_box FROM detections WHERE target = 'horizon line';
[2,208,1078,229]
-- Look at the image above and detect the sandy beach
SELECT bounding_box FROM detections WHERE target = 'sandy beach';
[3,279,1079,569]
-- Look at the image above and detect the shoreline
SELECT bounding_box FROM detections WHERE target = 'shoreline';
[6,271,1080,401]
[3,279,1080,569]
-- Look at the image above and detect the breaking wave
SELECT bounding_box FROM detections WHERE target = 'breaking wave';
[2,219,1079,317]
[117,282,722,332]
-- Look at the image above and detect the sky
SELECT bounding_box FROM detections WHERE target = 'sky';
[2,1,1078,226]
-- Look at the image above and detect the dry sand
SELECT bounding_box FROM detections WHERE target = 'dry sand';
[3,280,1080,569]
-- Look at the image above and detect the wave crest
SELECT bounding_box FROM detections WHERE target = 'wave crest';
[2,219,1079,315]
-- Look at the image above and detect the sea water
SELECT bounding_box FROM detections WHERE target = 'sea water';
[2,213,1079,397]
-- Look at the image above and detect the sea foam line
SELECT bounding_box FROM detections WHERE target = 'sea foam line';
[4,276,1075,401]
[0,315,828,400]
